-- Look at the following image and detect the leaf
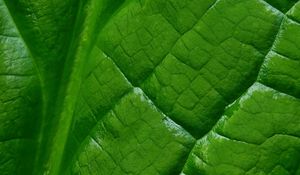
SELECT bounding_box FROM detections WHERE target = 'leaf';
[182,83,300,175]
[0,0,300,175]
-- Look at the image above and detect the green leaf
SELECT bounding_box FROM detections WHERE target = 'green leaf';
[0,0,299,174]
[182,83,300,175]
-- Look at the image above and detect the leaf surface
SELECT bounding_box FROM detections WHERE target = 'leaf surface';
[0,0,300,174]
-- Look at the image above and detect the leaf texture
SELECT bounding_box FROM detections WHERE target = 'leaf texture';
[0,0,300,175]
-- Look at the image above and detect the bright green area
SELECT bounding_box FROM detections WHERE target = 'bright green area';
[259,4,300,98]
[72,89,195,175]
[0,0,299,174]
[182,83,300,175]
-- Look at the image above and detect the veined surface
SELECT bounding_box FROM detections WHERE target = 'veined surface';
[0,0,300,174]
